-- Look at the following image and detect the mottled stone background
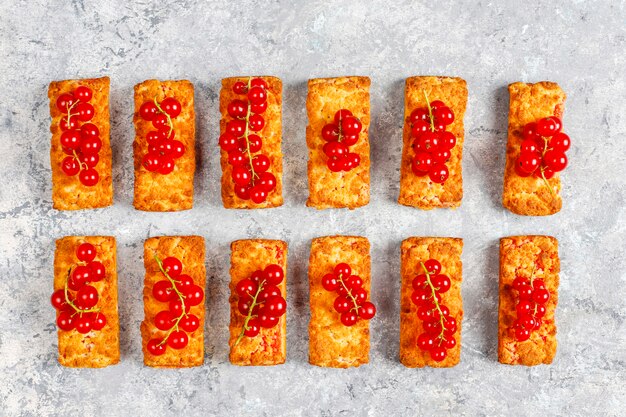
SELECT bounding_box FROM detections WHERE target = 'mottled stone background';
[0,0,624,416]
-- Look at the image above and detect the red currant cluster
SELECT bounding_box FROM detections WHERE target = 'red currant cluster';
[139,97,185,175]
[320,109,362,172]
[321,263,376,326]
[147,256,205,355]
[408,95,456,184]
[57,86,102,186]
[219,78,277,204]
[510,273,550,341]
[233,264,287,343]
[516,116,570,181]
[50,242,107,334]
[410,259,456,362]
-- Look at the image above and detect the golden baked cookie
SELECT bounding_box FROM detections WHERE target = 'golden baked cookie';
[399,237,463,368]
[53,236,119,367]
[398,76,467,209]
[306,77,370,209]
[502,82,566,215]
[308,236,371,368]
[49,77,113,210]
[133,80,195,211]
[219,77,284,208]
[498,235,559,366]
[228,239,288,365]
[141,236,205,367]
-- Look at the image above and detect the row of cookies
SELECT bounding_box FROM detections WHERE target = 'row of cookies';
[49,76,568,216]
[52,235,559,368]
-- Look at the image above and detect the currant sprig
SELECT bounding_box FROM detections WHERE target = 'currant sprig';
[139,95,184,175]
[234,278,266,347]
[242,77,259,181]
[420,261,449,346]
[153,255,187,347]
[321,263,376,326]
[152,96,175,137]
[510,265,551,341]
[320,109,363,172]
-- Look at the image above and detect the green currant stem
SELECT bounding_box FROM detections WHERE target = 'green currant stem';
[337,273,360,314]
[536,136,556,199]
[420,262,448,345]
[154,254,187,346]
[242,77,259,181]
[64,267,100,316]
[234,279,266,347]
[64,100,79,130]
[423,90,435,132]
[152,96,174,138]
[72,149,87,172]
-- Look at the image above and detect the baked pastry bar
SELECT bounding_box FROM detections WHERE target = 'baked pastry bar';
[219,76,284,208]
[228,239,288,365]
[400,237,463,368]
[306,77,371,209]
[502,82,566,215]
[498,235,559,366]
[309,235,371,367]
[398,76,467,209]
[141,236,206,367]
[53,236,119,367]
[133,79,195,211]
[49,77,113,210]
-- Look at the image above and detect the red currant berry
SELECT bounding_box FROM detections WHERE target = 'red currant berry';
[412,274,427,290]
[248,86,267,105]
[430,100,445,110]
[321,124,340,142]
[423,320,442,336]
[535,304,547,318]
[72,264,92,283]
[158,157,175,175]
[428,164,449,184]
[143,152,162,172]
[411,153,432,175]
[264,264,284,285]
[411,121,430,137]
[56,93,76,112]
[536,167,556,180]
[236,278,258,298]
[345,275,363,290]
[523,122,539,140]
[140,102,158,121]
[162,257,182,277]
[169,299,191,316]
[80,153,99,168]
[87,261,105,281]
[518,284,533,300]
[56,311,75,331]
[183,285,204,306]
[444,337,456,349]
[174,274,194,292]
[417,333,435,351]
[334,109,353,123]
[323,142,349,158]
[358,301,376,319]
[252,154,271,172]
[550,132,570,151]
[341,116,362,135]
[51,289,67,310]
[342,134,359,146]
[74,86,92,102]
[340,311,358,326]
[234,184,251,200]
[75,285,98,309]
[410,108,429,125]
[250,270,267,284]
[417,305,435,321]
[61,156,80,176]
[244,318,260,337]
[265,296,287,317]
[233,81,247,94]
[411,289,429,306]
[517,152,541,174]
[180,314,200,332]
[258,284,281,302]
[147,339,166,355]
[80,136,102,155]
[232,166,252,186]
[430,346,447,362]
[344,153,360,170]
[433,106,454,125]
[327,157,344,172]
[227,99,248,119]
[228,150,247,166]
[161,97,181,118]
[533,280,546,289]
[60,115,78,131]
[248,114,265,131]
[415,132,440,152]
[353,288,368,304]
[168,140,185,159]
[519,314,536,330]
[424,259,442,274]
[67,275,85,291]
[543,150,568,172]
[251,101,267,114]
[322,274,339,291]
[219,133,239,151]
[91,312,106,331]
[60,129,82,150]
[335,263,352,277]
[238,299,252,315]
[168,330,189,349]
[438,131,456,150]
[154,310,175,330]
[520,139,540,154]
[80,123,99,140]
[257,172,277,192]
[152,113,169,131]
[533,288,550,304]
[152,280,176,302]
[258,308,280,328]
[246,134,262,152]
[537,117,558,137]
[250,78,268,89]
[334,296,351,314]
[432,274,451,293]
[75,102,95,121]
[75,315,94,334]
[516,300,533,316]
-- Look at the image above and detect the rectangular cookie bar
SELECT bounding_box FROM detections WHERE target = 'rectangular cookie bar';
[53,236,119,367]
[398,76,467,209]
[309,235,371,367]
[400,237,463,368]
[219,76,284,208]
[49,77,113,210]
[133,80,195,211]
[228,239,288,365]
[498,235,559,366]
[306,77,371,209]
[502,82,566,215]
[141,236,206,367]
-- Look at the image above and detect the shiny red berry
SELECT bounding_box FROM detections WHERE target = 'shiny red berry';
[161,97,181,118]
